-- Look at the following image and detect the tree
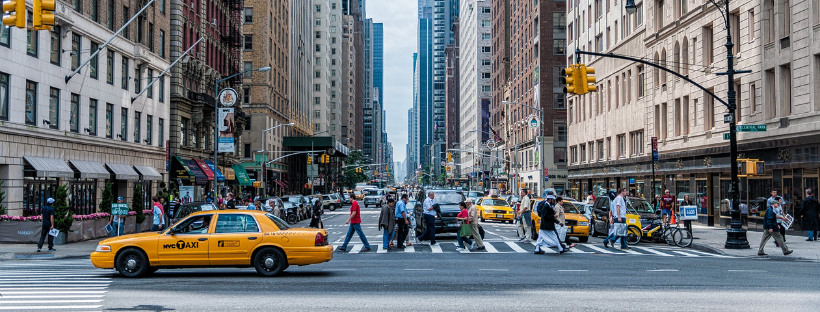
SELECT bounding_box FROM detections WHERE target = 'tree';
[132,184,146,224]
[53,184,73,233]
[0,180,6,215]
[99,181,114,214]
[156,181,170,203]
[343,150,369,189]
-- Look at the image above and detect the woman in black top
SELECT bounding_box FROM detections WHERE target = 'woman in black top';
[309,198,323,228]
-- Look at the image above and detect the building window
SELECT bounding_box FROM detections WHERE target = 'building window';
[120,108,128,141]
[26,25,38,57]
[630,130,644,156]
[481,72,491,79]
[159,30,165,58]
[554,93,566,109]
[244,35,253,50]
[243,62,252,78]
[244,8,253,23]
[105,103,113,138]
[1,24,9,47]
[91,0,99,22]
[637,65,645,97]
[106,51,114,84]
[481,46,491,53]
[482,86,491,92]
[314,97,321,105]
[617,134,626,158]
[554,39,566,54]
[133,111,141,143]
[73,0,82,13]
[314,123,321,131]
[160,0,165,15]
[581,144,587,162]
[89,41,99,79]
[50,27,60,65]
[703,26,713,65]
[180,117,188,146]
[121,57,128,90]
[158,118,164,146]
[48,87,59,129]
[314,110,321,118]
[134,64,141,92]
[70,93,79,132]
[243,86,250,104]
[704,88,715,130]
[243,143,251,158]
[146,115,153,145]
[107,0,114,30]
[481,20,491,27]
[0,72,8,120]
[148,23,154,52]
[159,76,165,103]
[146,69,153,98]
[555,122,567,142]
[554,147,567,163]
[122,6,130,39]
[88,99,97,136]
[782,64,792,116]
[70,34,80,70]
[636,4,643,25]
[314,83,321,91]
[597,140,605,160]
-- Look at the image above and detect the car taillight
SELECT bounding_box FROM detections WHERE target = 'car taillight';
[315,232,328,246]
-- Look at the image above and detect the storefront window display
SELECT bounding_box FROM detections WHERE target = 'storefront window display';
[23,177,58,216]
[69,180,97,215]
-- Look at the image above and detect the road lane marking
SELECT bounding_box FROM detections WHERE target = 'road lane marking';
[728,270,767,272]
[430,244,443,253]
[631,246,675,257]
[505,241,528,253]
[404,269,433,271]
[0,287,107,291]
[0,305,102,310]
[558,270,589,272]
[683,249,736,258]
[479,269,508,271]
[567,247,589,253]
[0,300,104,304]
[482,242,499,253]
[0,295,105,299]
[646,269,679,272]
[0,291,107,295]
[582,245,616,254]
[321,269,356,271]
[453,243,471,253]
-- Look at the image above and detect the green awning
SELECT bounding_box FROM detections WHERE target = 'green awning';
[232,164,252,186]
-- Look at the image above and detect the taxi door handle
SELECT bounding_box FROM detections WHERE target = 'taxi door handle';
[198,238,208,241]
[248,237,258,240]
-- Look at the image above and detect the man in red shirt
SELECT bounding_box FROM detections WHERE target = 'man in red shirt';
[660,190,676,224]
[336,200,371,252]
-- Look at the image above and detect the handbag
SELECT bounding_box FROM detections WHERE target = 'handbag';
[614,223,628,236]
[556,225,568,241]
[458,223,472,238]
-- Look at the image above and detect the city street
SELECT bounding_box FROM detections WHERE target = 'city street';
[2,205,819,311]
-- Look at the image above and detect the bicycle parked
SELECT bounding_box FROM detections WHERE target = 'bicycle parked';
[625,214,692,247]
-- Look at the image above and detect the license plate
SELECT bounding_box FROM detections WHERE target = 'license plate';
[567,227,573,234]
[447,223,458,227]
[496,214,505,218]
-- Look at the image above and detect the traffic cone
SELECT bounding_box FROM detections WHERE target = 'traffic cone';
[671,211,676,224]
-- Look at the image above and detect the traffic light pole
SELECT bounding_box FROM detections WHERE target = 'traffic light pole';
[65,0,156,82]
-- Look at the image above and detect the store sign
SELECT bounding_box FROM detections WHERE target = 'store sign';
[218,108,235,153]
[111,203,129,216]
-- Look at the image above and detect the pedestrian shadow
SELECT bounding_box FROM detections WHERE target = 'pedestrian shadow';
[105,305,175,311]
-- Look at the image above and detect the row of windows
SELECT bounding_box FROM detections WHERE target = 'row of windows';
[0,72,164,145]
[569,130,644,164]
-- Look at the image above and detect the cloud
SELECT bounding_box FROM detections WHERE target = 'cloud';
[368,1,416,162]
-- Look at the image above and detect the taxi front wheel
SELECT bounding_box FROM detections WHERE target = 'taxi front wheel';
[254,247,287,277]
[115,248,149,278]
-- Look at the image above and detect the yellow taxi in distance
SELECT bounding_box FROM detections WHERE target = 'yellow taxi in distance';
[476,196,515,223]
[91,210,332,277]
[528,199,591,242]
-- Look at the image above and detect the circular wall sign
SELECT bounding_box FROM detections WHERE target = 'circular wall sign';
[218,88,238,106]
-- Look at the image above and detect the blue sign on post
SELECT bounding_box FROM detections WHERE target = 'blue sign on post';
[652,151,659,162]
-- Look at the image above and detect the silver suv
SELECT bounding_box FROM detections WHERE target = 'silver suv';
[322,194,342,211]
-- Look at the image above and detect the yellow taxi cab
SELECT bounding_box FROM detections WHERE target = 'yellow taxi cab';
[528,199,591,242]
[353,191,365,200]
[476,196,515,223]
[91,210,332,277]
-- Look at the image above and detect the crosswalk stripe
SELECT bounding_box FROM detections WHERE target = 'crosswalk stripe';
[377,244,388,253]
[482,242,499,253]
[404,245,415,253]
[631,246,675,256]
[672,250,702,257]
[430,244,443,253]
[453,243,470,253]
[0,295,106,299]
[0,300,104,304]
[0,279,111,283]
[0,305,102,310]
[582,244,616,254]
[0,287,107,291]
[0,291,107,294]
[682,249,735,258]
[568,246,590,253]
[505,241,528,253]
[349,244,364,254]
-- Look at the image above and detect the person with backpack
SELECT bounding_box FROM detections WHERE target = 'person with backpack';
[37,197,56,252]
[533,195,566,254]
[151,196,165,231]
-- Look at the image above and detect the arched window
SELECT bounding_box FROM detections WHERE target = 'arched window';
[654,52,660,87]
[681,37,689,75]
[661,48,668,84]
[673,41,681,73]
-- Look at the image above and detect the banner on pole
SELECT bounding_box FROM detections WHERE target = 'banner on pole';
[218,108,235,153]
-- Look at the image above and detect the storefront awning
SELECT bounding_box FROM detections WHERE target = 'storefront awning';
[68,160,110,179]
[192,159,215,181]
[134,166,163,181]
[274,180,287,188]
[232,164,252,186]
[219,166,236,181]
[24,156,74,178]
[105,163,140,181]
[171,157,207,185]
[205,160,225,182]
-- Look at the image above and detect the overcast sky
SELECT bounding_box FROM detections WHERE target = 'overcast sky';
[367,1,416,163]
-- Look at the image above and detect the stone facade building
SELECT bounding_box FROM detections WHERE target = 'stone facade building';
[1,0,170,215]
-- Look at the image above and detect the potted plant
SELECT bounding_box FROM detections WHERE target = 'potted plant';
[53,184,73,245]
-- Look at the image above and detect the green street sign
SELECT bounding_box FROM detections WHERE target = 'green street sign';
[111,203,129,216]
[254,154,268,163]
[737,125,766,132]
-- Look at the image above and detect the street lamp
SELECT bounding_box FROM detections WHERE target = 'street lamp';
[624,0,637,14]
[624,0,749,248]
[213,66,271,197]
[256,123,295,197]
[503,100,544,196]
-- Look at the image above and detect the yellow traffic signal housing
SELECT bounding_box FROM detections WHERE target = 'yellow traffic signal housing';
[738,159,765,176]
[33,0,55,30]
[324,155,330,163]
[560,66,579,94]
[447,152,452,162]
[253,181,262,188]
[581,65,597,93]
[385,165,389,171]
[307,156,312,164]
[374,171,378,176]
[3,0,26,28]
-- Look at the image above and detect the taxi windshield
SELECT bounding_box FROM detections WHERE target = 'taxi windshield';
[266,213,290,230]
[482,199,509,206]
[565,204,581,214]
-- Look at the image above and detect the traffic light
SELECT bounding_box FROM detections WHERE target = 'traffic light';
[739,159,765,176]
[253,181,262,188]
[560,65,582,95]
[375,171,378,176]
[324,155,330,163]
[385,165,389,171]
[2,0,26,28]
[447,152,452,162]
[33,0,55,30]
[580,65,597,93]
[307,156,312,164]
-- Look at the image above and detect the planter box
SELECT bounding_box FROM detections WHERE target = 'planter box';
[124,216,136,234]
[54,231,66,245]
[66,221,84,243]
[0,222,42,243]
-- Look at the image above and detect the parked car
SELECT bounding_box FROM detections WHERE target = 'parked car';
[322,194,342,211]
[341,193,352,205]
[466,191,485,203]
[414,190,465,236]
[172,202,218,223]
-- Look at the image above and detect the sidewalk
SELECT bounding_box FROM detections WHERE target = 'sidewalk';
[0,238,104,260]
[690,224,820,261]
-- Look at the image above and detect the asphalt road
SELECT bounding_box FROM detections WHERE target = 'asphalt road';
[2,204,819,311]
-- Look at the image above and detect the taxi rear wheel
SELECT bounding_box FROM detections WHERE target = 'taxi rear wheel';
[254,247,287,277]
[115,248,149,278]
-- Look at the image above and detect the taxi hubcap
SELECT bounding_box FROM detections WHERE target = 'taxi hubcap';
[126,258,138,270]
[264,256,276,268]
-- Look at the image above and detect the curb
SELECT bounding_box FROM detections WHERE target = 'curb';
[690,242,726,255]
[691,242,819,261]
[5,254,90,261]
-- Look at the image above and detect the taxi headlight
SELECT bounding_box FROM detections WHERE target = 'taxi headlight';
[95,245,111,252]
[485,209,493,213]
[579,221,589,226]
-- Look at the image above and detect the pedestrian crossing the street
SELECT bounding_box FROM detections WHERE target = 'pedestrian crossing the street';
[0,260,113,311]
[330,240,736,258]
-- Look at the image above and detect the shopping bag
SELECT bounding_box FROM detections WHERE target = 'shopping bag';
[458,223,472,238]
[614,223,628,236]
[48,228,60,237]
[556,225,568,241]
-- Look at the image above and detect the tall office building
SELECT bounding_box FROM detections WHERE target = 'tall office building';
[458,0,492,185]
[290,0,314,137]
[342,4,364,151]
[311,0,343,141]
[445,19,461,177]
[240,0,290,195]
